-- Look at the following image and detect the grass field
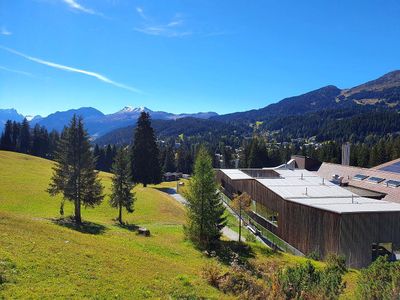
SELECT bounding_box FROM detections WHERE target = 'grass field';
[0,151,358,299]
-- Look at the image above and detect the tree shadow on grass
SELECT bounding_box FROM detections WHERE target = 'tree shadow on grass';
[51,216,107,235]
[153,187,176,195]
[206,240,256,266]
[115,222,139,232]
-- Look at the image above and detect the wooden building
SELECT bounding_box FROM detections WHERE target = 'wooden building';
[216,167,400,268]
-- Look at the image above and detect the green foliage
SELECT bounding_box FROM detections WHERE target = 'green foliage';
[130,112,162,187]
[185,146,227,249]
[306,250,321,261]
[356,256,400,300]
[47,115,104,223]
[109,148,135,224]
[277,260,346,300]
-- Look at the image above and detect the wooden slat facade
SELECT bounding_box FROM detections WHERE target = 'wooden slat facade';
[216,169,400,268]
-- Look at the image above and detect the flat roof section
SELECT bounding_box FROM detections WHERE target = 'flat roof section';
[290,197,400,214]
[317,162,400,204]
[220,169,253,180]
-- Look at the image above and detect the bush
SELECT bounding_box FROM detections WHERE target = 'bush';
[356,256,400,300]
[276,260,345,300]
[201,262,222,288]
[218,265,270,300]
[325,253,347,274]
[306,250,321,261]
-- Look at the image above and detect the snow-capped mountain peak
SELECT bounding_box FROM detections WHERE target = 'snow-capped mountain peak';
[117,106,150,114]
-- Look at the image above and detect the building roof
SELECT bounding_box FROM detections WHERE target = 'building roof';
[221,167,400,214]
[317,162,400,204]
[220,169,252,180]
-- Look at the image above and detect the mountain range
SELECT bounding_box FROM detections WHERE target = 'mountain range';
[2,70,400,144]
[0,106,218,137]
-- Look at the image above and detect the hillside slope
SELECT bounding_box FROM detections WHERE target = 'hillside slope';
[0,151,228,299]
[0,151,359,299]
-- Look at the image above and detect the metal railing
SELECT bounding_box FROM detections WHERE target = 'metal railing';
[219,191,304,256]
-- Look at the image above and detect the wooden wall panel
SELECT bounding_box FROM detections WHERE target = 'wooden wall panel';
[215,170,400,268]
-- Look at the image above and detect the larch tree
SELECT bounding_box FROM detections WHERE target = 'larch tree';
[110,148,135,224]
[231,192,252,243]
[47,115,104,224]
[185,146,226,249]
[130,112,162,187]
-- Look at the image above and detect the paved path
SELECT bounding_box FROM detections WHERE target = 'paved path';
[162,187,243,242]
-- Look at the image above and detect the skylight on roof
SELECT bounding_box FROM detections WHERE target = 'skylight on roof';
[353,174,368,181]
[368,177,385,184]
[386,180,400,188]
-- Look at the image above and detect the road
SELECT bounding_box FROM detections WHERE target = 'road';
[162,187,244,242]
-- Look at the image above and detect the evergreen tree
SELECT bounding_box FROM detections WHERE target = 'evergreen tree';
[247,138,268,168]
[47,115,104,224]
[11,121,20,151]
[184,146,226,249]
[109,148,135,224]
[130,112,161,187]
[162,145,176,173]
[0,120,13,151]
[19,118,30,153]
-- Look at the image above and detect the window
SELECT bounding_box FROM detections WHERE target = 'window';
[353,174,368,181]
[386,180,400,188]
[252,202,278,227]
[368,177,385,184]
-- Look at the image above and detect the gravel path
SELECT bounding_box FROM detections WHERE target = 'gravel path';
[162,187,243,241]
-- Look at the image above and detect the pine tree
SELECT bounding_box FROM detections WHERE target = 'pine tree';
[185,146,226,249]
[47,115,104,224]
[110,148,135,224]
[130,112,162,187]
[19,118,30,153]
[11,121,20,151]
[0,120,13,151]
[162,145,176,173]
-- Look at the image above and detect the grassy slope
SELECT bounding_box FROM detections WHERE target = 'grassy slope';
[0,151,228,299]
[0,151,358,299]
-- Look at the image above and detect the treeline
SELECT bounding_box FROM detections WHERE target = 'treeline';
[235,135,400,169]
[268,108,400,143]
[0,119,59,159]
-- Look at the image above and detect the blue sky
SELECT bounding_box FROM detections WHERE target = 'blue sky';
[1,0,400,117]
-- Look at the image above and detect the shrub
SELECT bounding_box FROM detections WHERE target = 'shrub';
[325,253,347,275]
[306,250,321,261]
[276,260,345,300]
[201,262,222,288]
[218,265,270,300]
[356,256,400,300]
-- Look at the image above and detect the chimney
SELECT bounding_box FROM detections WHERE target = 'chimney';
[341,143,351,166]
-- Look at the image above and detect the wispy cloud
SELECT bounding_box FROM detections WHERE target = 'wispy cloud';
[136,7,148,20]
[0,27,12,36]
[134,8,191,38]
[0,46,143,93]
[62,0,105,17]
[0,65,34,77]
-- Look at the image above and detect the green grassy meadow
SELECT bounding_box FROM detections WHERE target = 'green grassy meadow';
[0,151,358,299]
